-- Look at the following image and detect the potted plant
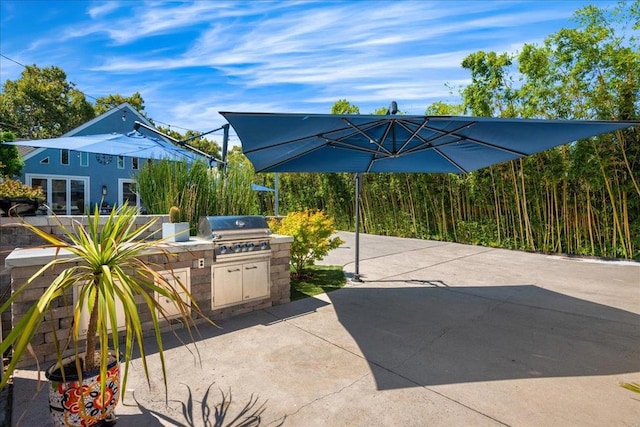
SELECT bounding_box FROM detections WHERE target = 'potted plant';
[0,203,208,426]
[0,176,45,216]
[162,205,190,242]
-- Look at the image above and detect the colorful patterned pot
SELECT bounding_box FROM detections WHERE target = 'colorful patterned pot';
[45,353,122,427]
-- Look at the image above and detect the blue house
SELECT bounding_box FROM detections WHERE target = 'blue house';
[18,103,171,215]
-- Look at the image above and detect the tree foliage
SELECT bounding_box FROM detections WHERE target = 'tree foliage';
[94,92,146,116]
[0,65,95,139]
[331,99,360,114]
[0,131,23,177]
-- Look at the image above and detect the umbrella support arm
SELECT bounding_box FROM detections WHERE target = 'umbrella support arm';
[133,121,226,166]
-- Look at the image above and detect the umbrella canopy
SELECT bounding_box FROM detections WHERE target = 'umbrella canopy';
[7,132,205,162]
[221,112,636,173]
[251,183,276,192]
[222,111,639,280]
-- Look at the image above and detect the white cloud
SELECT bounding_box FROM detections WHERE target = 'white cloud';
[87,2,121,18]
[2,0,614,139]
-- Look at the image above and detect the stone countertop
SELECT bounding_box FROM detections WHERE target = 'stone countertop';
[5,235,293,268]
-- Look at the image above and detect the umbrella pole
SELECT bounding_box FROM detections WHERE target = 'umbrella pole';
[353,173,363,282]
[274,172,280,216]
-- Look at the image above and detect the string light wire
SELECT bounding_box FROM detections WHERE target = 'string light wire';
[0,53,238,143]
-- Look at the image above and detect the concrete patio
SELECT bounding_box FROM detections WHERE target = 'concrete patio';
[10,232,640,426]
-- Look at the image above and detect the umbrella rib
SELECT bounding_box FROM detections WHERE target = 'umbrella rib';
[242,134,320,155]
[342,118,394,156]
[418,122,529,157]
[399,122,475,155]
[256,143,327,172]
[456,134,529,156]
[325,139,391,156]
[242,121,378,156]
[430,148,469,174]
[370,142,468,174]
[395,118,431,153]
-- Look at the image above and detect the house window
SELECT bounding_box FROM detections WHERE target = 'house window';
[40,157,50,164]
[61,150,69,165]
[119,179,140,209]
[26,174,89,215]
[80,152,89,167]
[117,156,125,169]
[132,157,139,170]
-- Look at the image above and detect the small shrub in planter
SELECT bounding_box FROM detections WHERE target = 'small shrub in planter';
[162,205,190,242]
[0,176,44,216]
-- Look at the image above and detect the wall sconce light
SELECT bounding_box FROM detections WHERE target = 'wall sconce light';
[121,111,127,122]
[102,185,108,196]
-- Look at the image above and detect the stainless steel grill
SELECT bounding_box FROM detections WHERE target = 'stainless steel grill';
[198,215,272,261]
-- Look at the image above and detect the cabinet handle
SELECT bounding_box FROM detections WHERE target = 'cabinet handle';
[228,268,241,272]
[245,266,258,270]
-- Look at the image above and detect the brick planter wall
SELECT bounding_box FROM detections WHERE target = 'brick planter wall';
[0,215,166,341]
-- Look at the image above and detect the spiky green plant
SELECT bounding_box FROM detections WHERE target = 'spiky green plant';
[0,203,210,404]
[620,382,640,394]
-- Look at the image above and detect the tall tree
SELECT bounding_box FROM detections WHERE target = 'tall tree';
[425,101,465,116]
[331,99,360,114]
[0,65,94,139]
[0,131,23,177]
[94,92,146,116]
[461,51,517,117]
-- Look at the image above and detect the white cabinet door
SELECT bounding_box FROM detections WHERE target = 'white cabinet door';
[242,261,269,301]
[155,268,191,318]
[213,264,243,307]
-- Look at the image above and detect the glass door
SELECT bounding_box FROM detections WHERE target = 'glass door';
[26,175,89,215]
[52,179,67,214]
[70,179,86,215]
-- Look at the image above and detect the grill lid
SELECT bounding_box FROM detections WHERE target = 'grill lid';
[198,215,271,240]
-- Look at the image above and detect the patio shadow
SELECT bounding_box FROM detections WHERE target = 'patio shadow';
[327,283,640,389]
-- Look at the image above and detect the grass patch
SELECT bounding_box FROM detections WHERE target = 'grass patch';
[290,265,346,301]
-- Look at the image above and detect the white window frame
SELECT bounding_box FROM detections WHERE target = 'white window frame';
[26,173,90,215]
[118,178,140,209]
[117,155,125,169]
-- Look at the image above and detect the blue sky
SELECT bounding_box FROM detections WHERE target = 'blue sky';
[0,1,619,146]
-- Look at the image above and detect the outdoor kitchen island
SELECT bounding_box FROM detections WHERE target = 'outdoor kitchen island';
[2,215,292,368]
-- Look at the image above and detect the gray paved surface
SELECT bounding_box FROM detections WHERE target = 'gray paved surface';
[11,232,640,426]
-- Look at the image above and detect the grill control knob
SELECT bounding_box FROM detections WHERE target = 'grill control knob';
[260,242,269,250]
[234,244,242,253]
[248,243,256,251]
[219,245,228,254]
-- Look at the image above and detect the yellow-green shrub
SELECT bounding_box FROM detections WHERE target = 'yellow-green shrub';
[0,176,44,200]
[269,210,343,278]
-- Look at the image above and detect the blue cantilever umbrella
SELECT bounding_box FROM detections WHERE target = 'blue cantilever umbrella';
[221,111,639,279]
[7,131,205,162]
